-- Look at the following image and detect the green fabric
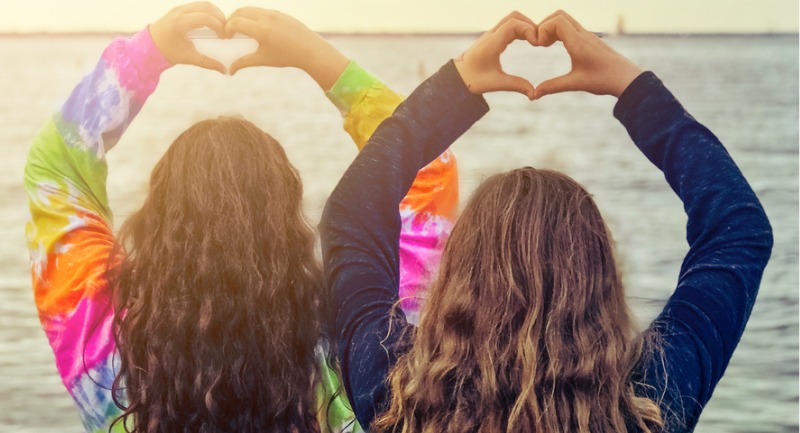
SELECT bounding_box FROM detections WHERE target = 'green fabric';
[326,61,380,115]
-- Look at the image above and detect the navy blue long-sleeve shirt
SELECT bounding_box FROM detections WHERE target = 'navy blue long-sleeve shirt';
[320,61,773,432]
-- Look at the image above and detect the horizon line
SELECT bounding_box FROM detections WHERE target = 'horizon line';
[0,30,797,38]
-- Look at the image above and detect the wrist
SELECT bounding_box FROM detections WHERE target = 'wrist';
[453,58,481,95]
[610,63,644,98]
[147,24,169,61]
[303,40,349,90]
[132,26,173,75]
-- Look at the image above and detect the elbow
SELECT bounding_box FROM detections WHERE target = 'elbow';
[745,202,774,270]
[754,200,774,256]
[717,200,775,269]
[761,215,774,260]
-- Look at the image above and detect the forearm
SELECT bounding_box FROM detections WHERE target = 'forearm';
[25,27,170,228]
[302,36,349,90]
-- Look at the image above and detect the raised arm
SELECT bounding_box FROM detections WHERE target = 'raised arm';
[24,25,171,392]
[23,4,225,431]
[534,11,773,431]
[614,73,772,430]
[320,15,536,428]
[616,74,773,430]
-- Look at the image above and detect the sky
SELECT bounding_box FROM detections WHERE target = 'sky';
[3,0,798,34]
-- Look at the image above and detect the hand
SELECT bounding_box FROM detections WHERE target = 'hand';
[454,12,538,100]
[224,7,349,89]
[149,2,227,74]
[533,10,643,99]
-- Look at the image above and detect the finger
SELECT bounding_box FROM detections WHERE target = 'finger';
[509,11,536,27]
[535,18,559,47]
[538,10,580,31]
[225,16,262,39]
[537,11,579,38]
[535,10,586,46]
[536,15,577,47]
[188,53,227,74]
[504,12,538,45]
[496,73,535,100]
[180,2,227,26]
[557,10,586,32]
[534,73,580,99]
[228,6,270,21]
[496,18,537,50]
[492,10,536,31]
[179,12,226,38]
[229,53,263,76]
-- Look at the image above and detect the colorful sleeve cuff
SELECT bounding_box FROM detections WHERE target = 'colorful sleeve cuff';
[325,61,381,115]
[137,26,172,71]
[123,26,173,84]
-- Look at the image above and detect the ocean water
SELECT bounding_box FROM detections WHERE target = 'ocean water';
[0,34,797,432]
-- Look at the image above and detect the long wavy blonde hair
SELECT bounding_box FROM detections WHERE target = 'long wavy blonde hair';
[373,167,663,433]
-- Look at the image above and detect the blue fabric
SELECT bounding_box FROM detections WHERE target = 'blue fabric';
[616,72,773,431]
[320,64,773,432]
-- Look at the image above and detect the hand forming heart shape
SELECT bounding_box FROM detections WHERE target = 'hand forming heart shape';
[150,4,643,100]
[453,10,643,100]
[150,4,350,89]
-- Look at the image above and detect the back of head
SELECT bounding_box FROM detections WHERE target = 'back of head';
[110,117,323,433]
[375,167,662,433]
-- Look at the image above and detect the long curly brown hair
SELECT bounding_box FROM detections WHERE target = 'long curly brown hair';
[373,167,663,433]
[108,117,325,433]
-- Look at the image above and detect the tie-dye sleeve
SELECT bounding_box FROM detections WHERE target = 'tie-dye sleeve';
[23,28,171,432]
[326,62,458,324]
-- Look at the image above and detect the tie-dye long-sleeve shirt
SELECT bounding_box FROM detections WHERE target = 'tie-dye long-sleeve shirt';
[24,28,457,433]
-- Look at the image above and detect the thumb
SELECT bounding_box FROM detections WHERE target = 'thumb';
[229,53,263,76]
[496,73,535,100]
[534,73,579,99]
[189,53,227,75]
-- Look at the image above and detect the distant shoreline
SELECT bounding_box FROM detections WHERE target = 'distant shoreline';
[0,31,797,39]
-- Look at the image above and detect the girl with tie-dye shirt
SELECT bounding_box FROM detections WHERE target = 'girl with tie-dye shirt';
[25,4,456,432]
